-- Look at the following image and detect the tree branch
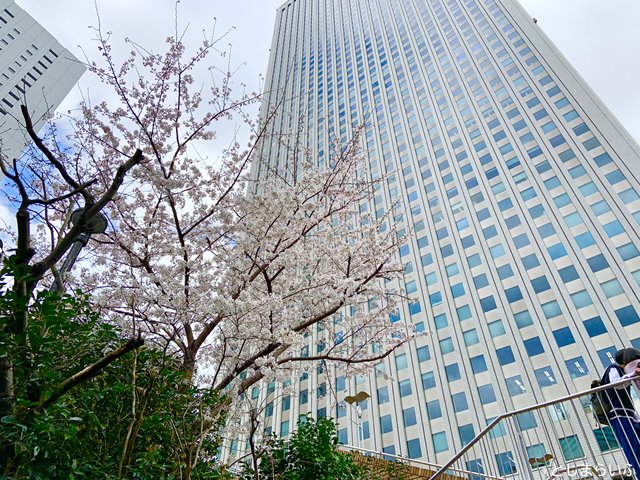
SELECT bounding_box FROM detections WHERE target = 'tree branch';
[38,336,144,410]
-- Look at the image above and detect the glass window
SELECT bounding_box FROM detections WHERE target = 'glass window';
[534,366,557,387]
[565,356,589,378]
[558,265,579,283]
[584,316,607,337]
[570,290,593,309]
[514,310,534,327]
[489,320,506,337]
[380,414,393,434]
[407,438,422,459]
[440,337,454,354]
[464,329,480,346]
[417,345,430,362]
[433,432,448,453]
[422,371,436,390]
[516,411,537,430]
[377,386,389,404]
[395,354,408,370]
[524,337,545,356]
[457,305,472,321]
[559,435,585,461]
[478,384,497,404]
[495,452,517,476]
[403,407,417,427]
[615,305,640,327]
[593,426,619,452]
[427,399,442,419]
[446,363,461,381]
[452,392,469,412]
[527,444,551,468]
[553,327,576,347]
[506,375,526,396]
[459,424,476,446]
[399,379,413,397]
[471,355,488,373]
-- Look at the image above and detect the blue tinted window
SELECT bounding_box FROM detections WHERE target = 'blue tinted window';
[524,337,545,356]
[403,407,417,427]
[553,193,571,208]
[480,296,497,312]
[590,200,611,216]
[427,399,442,419]
[571,290,593,309]
[495,452,517,476]
[514,310,534,327]
[529,204,545,218]
[445,364,461,381]
[575,232,596,249]
[463,329,480,346]
[594,152,613,166]
[506,375,526,396]
[471,355,488,373]
[459,424,475,446]
[587,254,609,273]
[474,274,489,289]
[538,223,555,237]
[452,392,469,412]
[497,346,516,365]
[478,384,497,404]
[531,276,551,293]
[565,357,589,378]
[534,367,557,387]
[440,337,454,354]
[605,169,625,185]
[584,316,607,337]
[542,300,561,318]
[522,253,540,269]
[399,379,412,397]
[615,306,640,327]
[451,282,465,298]
[620,188,639,204]
[505,286,523,303]
[558,265,579,283]
[618,243,640,261]
[603,220,624,238]
[377,386,389,404]
[497,264,514,279]
[422,371,436,390]
[553,327,576,347]
[380,414,393,433]
[417,346,430,362]
[407,438,422,459]
[457,305,472,321]
[514,413,537,434]
[489,320,506,337]
[433,432,448,453]
[548,243,567,259]
[513,234,530,248]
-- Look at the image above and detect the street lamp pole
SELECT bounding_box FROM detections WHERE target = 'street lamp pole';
[51,209,108,293]
[345,390,370,450]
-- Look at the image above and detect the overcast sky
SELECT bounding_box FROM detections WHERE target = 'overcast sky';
[15,0,640,145]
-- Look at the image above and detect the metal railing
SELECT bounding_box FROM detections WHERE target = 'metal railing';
[339,444,504,479]
[430,377,640,480]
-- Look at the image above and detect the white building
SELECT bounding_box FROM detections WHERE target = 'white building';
[242,0,640,471]
[0,0,84,163]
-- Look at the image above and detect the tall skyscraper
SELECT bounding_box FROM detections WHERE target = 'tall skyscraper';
[0,0,85,163]
[247,0,640,465]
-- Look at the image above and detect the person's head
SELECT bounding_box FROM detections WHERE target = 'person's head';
[614,348,640,367]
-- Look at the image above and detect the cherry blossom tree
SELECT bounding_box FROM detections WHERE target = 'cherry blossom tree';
[1,17,412,426]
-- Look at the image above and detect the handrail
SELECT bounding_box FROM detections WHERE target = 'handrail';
[340,444,505,479]
[429,376,638,479]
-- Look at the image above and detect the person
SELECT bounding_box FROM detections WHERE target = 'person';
[602,348,640,478]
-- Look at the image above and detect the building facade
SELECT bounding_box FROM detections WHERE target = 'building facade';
[0,0,84,163]
[246,0,640,467]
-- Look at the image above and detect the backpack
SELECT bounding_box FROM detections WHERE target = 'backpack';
[590,365,625,426]
[590,379,612,425]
